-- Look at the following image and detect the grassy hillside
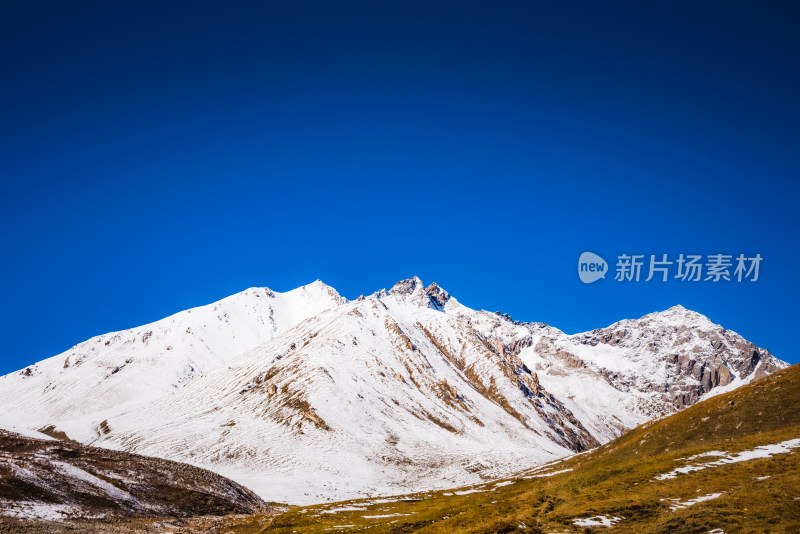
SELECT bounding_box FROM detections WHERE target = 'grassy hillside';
[214,363,800,534]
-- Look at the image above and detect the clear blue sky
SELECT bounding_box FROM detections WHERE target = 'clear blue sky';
[1,1,798,374]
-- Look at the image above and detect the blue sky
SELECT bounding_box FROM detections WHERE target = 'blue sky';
[1,1,798,374]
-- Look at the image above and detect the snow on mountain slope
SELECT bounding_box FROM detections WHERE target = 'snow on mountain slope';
[0,277,787,505]
[0,281,344,441]
[89,279,590,503]
[516,304,786,443]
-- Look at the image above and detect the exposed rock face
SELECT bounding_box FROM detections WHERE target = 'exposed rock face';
[562,305,785,410]
[301,408,330,430]
[0,429,267,521]
[425,283,451,309]
[389,277,423,297]
[465,328,599,451]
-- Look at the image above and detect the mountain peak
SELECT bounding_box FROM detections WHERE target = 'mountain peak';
[387,277,453,310]
[666,304,688,312]
[652,304,711,324]
[389,276,425,296]
[292,279,345,303]
[302,279,332,290]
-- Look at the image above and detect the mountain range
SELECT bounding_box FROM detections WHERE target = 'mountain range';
[0,278,786,505]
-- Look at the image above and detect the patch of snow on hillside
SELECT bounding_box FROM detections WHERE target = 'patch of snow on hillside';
[655,438,800,480]
[573,515,623,527]
[523,468,573,479]
[0,499,96,520]
[52,462,141,508]
[665,492,723,511]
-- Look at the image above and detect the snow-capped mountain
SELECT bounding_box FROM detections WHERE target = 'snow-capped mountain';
[0,278,786,504]
[0,280,344,441]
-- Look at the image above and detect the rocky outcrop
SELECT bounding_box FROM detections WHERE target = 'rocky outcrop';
[461,329,599,452]
[563,305,786,410]
[302,407,330,431]
[389,277,423,297]
[425,283,451,309]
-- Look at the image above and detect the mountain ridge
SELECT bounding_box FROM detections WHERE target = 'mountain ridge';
[0,278,787,504]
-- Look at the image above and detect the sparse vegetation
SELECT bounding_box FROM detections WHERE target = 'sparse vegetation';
[0,429,267,531]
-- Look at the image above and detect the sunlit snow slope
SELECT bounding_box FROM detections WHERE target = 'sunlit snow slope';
[0,281,344,442]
